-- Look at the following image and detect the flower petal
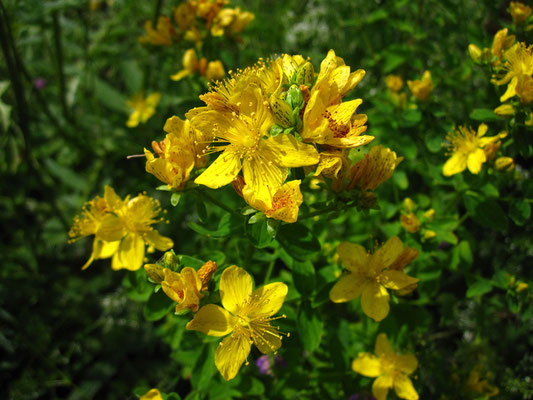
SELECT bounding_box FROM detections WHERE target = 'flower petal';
[220,265,253,315]
[252,324,282,354]
[242,153,287,209]
[361,282,390,322]
[380,270,419,291]
[195,146,242,189]
[144,230,174,251]
[370,236,404,273]
[186,304,236,336]
[96,214,125,242]
[215,333,252,381]
[443,152,467,176]
[260,134,320,168]
[329,273,367,303]
[375,333,395,357]
[250,282,288,317]
[351,353,382,377]
[467,148,486,174]
[113,234,145,271]
[395,354,418,375]
[372,374,393,400]
[337,242,368,273]
[394,374,419,400]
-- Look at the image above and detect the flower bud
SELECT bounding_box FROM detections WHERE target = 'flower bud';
[468,44,482,61]
[493,104,515,117]
[494,156,515,172]
[144,263,166,283]
[269,94,293,128]
[295,61,315,85]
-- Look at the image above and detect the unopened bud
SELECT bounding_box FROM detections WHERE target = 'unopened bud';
[403,197,416,212]
[295,61,315,85]
[163,251,180,269]
[494,104,515,117]
[494,156,515,172]
[282,55,298,81]
[144,263,166,283]
[468,44,482,61]
[285,85,304,110]
[269,94,293,128]
[423,230,437,240]
[423,208,436,222]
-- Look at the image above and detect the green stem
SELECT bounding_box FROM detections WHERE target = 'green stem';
[300,204,339,220]
[263,259,275,284]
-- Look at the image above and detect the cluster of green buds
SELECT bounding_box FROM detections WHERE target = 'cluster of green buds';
[269,57,315,137]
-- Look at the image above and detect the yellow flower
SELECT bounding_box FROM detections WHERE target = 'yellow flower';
[186,265,288,381]
[144,116,210,190]
[69,186,173,271]
[138,16,175,46]
[171,49,225,82]
[189,72,318,208]
[510,2,532,25]
[301,49,374,148]
[330,237,419,321]
[401,213,421,233]
[491,28,516,60]
[465,367,499,398]
[346,145,403,191]
[174,3,196,32]
[140,388,163,400]
[403,198,416,212]
[407,70,433,101]
[385,75,404,92]
[493,42,533,102]
[228,8,254,33]
[443,124,501,176]
[126,92,161,128]
[516,74,533,104]
[160,260,217,312]
[352,333,419,400]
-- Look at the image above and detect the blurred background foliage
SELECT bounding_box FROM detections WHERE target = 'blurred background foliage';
[1,0,532,399]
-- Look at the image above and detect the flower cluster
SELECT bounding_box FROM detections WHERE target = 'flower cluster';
[139,0,254,47]
[144,50,403,223]
[329,237,419,322]
[399,198,437,240]
[68,186,173,270]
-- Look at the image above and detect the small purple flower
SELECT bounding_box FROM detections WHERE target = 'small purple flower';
[34,78,47,90]
[256,355,273,376]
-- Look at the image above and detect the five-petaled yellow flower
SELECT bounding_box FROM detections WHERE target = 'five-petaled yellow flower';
[69,186,173,271]
[188,74,318,209]
[302,49,374,148]
[407,70,433,101]
[187,265,288,381]
[126,92,161,128]
[330,237,419,321]
[352,333,419,400]
[509,2,532,25]
[493,42,533,103]
[442,123,501,176]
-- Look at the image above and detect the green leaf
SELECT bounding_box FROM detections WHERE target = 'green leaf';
[393,170,408,190]
[400,109,422,126]
[179,255,205,269]
[297,302,323,353]
[188,214,237,238]
[425,133,443,153]
[196,197,207,222]
[509,201,531,226]
[469,108,503,122]
[245,218,273,248]
[44,158,87,192]
[276,223,321,261]
[121,60,143,93]
[190,343,216,391]
[465,196,508,231]
[144,290,174,321]
[291,261,316,298]
[93,77,128,113]
[366,8,388,24]
[171,193,181,207]
[466,279,493,298]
